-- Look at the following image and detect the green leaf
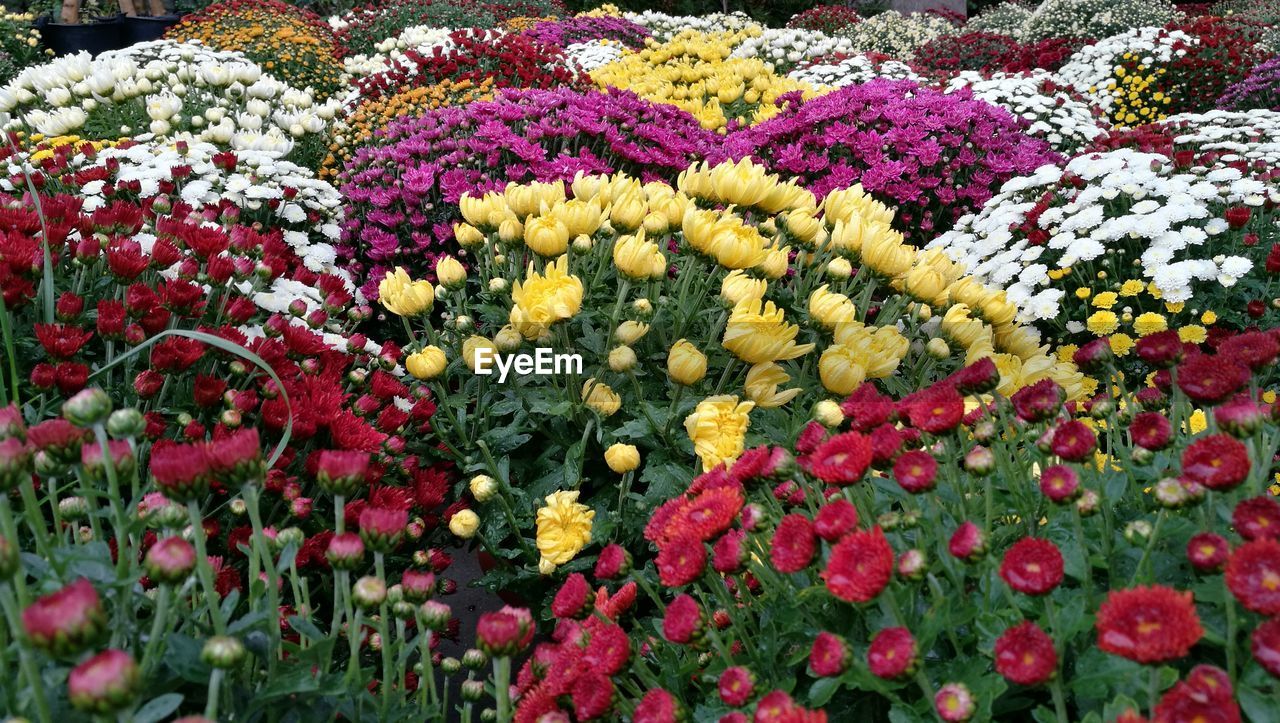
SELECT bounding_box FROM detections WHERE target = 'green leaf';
[808,677,842,707]
[133,694,183,723]
[289,615,326,642]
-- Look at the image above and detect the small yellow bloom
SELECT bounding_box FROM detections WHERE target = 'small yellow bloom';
[668,339,708,386]
[524,215,570,257]
[379,267,435,317]
[818,344,867,396]
[743,362,801,408]
[1188,410,1207,435]
[454,223,484,246]
[1086,311,1119,336]
[435,255,467,287]
[509,256,584,339]
[613,229,665,280]
[684,395,754,470]
[536,490,594,572]
[1133,312,1168,337]
[604,443,641,473]
[1091,292,1117,309]
[1201,310,1218,325]
[826,257,853,279]
[720,269,767,306]
[1178,325,1207,344]
[615,320,650,345]
[1075,287,1091,300]
[463,336,497,371]
[1109,333,1135,356]
[582,378,622,416]
[406,346,447,380]
[609,345,638,372]
[449,509,480,539]
[808,285,857,330]
[1119,280,1144,296]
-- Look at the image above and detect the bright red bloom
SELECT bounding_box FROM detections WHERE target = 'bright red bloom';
[675,485,746,542]
[1039,465,1080,503]
[994,621,1057,686]
[713,529,747,573]
[1218,331,1279,370]
[1136,330,1185,367]
[633,688,679,723]
[357,506,407,552]
[1153,665,1240,723]
[1096,585,1203,663]
[1232,496,1280,541]
[822,526,893,603]
[840,383,896,432]
[662,594,702,644]
[551,573,592,619]
[476,606,533,657]
[594,543,631,580]
[1049,420,1096,461]
[21,578,105,655]
[809,631,850,677]
[571,674,613,720]
[718,666,755,707]
[948,521,986,561]
[771,514,816,573]
[1176,355,1249,404]
[314,449,370,497]
[584,623,631,675]
[729,446,793,484]
[1225,539,1280,615]
[149,441,213,502]
[867,627,916,679]
[1186,532,1231,573]
[813,498,858,541]
[1214,396,1266,437]
[656,535,707,587]
[800,431,872,485]
[892,449,938,493]
[904,386,964,434]
[1181,434,1250,491]
[1000,538,1064,596]
[1252,616,1280,678]
[1010,379,1064,422]
[1130,412,1173,450]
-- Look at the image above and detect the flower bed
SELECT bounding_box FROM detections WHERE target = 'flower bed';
[717,80,1062,242]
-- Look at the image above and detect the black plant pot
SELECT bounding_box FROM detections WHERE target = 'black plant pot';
[120,14,183,46]
[36,14,125,57]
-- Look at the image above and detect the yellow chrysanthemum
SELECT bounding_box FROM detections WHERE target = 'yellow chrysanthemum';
[509,255,584,339]
[1109,333,1135,357]
[1133,312,1168,337]
[536,490,594,573]
[1178,325,1207,344]
[1086,311,1119,336]
[684,395,754,470]
[722,298,815,364]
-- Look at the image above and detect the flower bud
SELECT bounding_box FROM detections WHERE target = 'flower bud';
[608,345,637,372]
[812,400,843,427]
[68,649,138,713]
[469,475,498,503]
[352,576,387,610]
[897,548,927,579]
[925,337,950,359]
[106,408,145,439]
[1076,488,1100,517]
[461,679,486,702]
[22,578,105,655]
[963,446,994,476]
[667,340,707,385]
[0,437,32,492]
[325,533,365,571]
[144,536,196,584]
[401,570,435,604]
[201,635,246,669]
[604,443,640,474]
[59,495,89,520]
[62,388,112,427]
[315,450,369,497]
[476,607,533,657]
[0,532,17,579]
[419,600,451,631]
[1124,519,1154,544]
[440,657,461,674]
[448,509,480,539]
[462,648,488,670]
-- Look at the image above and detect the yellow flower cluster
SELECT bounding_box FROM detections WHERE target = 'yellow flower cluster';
[1058,273,1216,361]
[1105,56,1171,126]
[577,3,622,17]
[502,15,556,31]
[589,29,816,131]
[322,78,496,178]
[167,0,345,99]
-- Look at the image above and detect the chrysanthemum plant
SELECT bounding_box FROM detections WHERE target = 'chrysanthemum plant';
[520,334,1280,722]
[382,157,1083,597]
[0,138,498,719]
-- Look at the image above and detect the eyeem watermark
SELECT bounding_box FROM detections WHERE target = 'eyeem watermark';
[473,347,583,383]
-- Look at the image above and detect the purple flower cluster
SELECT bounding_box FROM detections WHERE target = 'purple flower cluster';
[521,15,650,49]
[716,80,1062,242]
[339,87,717,294]
[1218,55,1280,112]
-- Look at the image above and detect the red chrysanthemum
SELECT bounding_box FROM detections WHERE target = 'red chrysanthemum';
[1186,532,1231,573]
[1049,420,1096,461]
[1039,464,1080,503]
[801,431,872,485]
[662,594,702,645]
[1251,616,1280,678]
[656,536,707,588]
[1010,378,1064,422]
[770,514,816,573]
[994,621,1057,686]
[713,529,747,573]
[718,666,755,707]
[809,631,850,677]
[571,674,614,720]
[822,526,893,603]
[1218,330,1280,370]
[594,543,631,580]
[1181,434,1250,491]
[1130,412,1173,450]
[1096,585,1203,663]
[671,485,746,542]
[1136,330,1185,367]
[551,573,592,619]
[1176,355,1249,403]
[813,499,858,541]
[1225,539,1280,615]
[583,622,631,676]
[1233,496,1280,541]
[948,521,986,561]
[633,688,679,723]
[1153,665,1240,723]
[1000,538,1064,596]
[892,449,938,493]
[904,386,964,434]
[867,627,916,679]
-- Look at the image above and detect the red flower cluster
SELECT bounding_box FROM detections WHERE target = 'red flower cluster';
[785,4,862,33]
[910,32,1022,75]
[1095,585,1203,664]
[1153,665,1240,723]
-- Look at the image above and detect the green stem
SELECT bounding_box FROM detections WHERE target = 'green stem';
[243,483,281,665]
[1130,510,1165,586]
[1148,665,1161,718]
[186,500,227,635]
[376,552,393,718]
[204,668,224,720]
[0,292,20,405]
[1224,594,1238,681]
[141,584,172,676]
[493,655,512,723]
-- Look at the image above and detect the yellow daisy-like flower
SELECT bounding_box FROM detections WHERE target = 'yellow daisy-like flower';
[1119,280,1144,296]
[1109,333,1135,357]
[536,490,595,574]
[509,255,584,339]
[684,395,754,470]
[1133,312,1168,337]
[1201,310,1218,325]
[1188,410,1207,435]
[1086,310,1119,336]
[722,298,815,364]
[1075,287,1091,300]
[1178,325,1207,344]
[1091,292,1117,309]
[1264,390,1277,405]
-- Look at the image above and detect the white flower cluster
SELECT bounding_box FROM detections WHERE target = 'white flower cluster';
[966,2,1032,36]
[728,28,852,73]
[787,53,922,88]
[841,11,958,61]
[564,40,627,73]
[0,41,337,158]
[341,25,455,77]
[945,70,1107,152]
[1156,109,1280,167]
[623,10,757,42]
[929,147,1277,324]
[1021,0,1175,42]
[1056,27,1193,116]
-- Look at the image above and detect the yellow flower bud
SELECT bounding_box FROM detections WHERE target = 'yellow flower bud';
[448,509,480,539]
[494,325,523,352]
[453,223,484,247]
[572,234,594,252]
[582,378,621,416]
[826,257,853,279]
[807,285,857,330]
[463,336,497,371]
[812,399,844,427]
[604,443,641,473]
[469,475,498,503]
[406,346,447,380]
[435,255,467,287]
[379,267,435,317]
[926,337,951,359]
[818,344,867,395]
[609,345,638,372]
[498,217,524,245]
[613,229,664,280]
[615,320,650,345]
[667,339,708,385]
[720,269,768,307]
[524,215,570,257]
[610,192,648,230]
[756,245,790,280]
